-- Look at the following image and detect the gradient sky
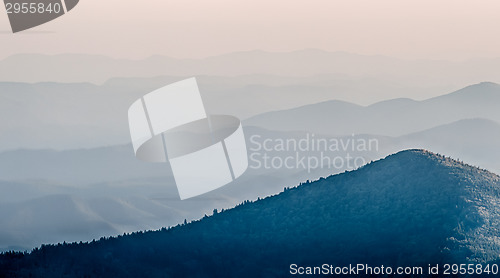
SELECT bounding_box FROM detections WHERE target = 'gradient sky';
[1,0,499,60]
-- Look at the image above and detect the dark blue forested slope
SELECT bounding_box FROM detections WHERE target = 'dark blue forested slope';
[1,149,500,277]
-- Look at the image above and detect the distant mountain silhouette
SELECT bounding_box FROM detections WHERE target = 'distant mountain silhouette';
[0,76,420,150]
[1,150,499,277]
[1,80,499,151]
[392,118,500,172]
[1,51,500,88]
[245,82,500,136]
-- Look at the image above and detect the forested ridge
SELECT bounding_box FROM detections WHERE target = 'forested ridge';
[1,149,500,277]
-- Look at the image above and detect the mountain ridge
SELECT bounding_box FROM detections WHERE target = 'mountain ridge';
[1,50,500,87]
[244,81,500,136]
[1,149,500,277]
[247,81,500,115]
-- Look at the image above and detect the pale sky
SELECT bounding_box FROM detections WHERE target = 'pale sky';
[1,0,499,60]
